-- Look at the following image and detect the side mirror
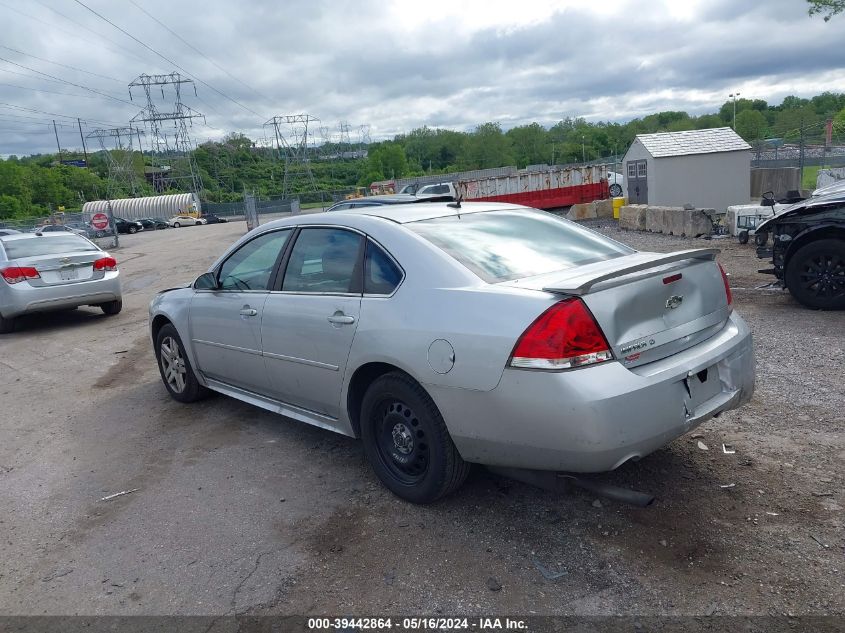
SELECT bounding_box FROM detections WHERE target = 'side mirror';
[760,190,775,207]
[194,272,219,290]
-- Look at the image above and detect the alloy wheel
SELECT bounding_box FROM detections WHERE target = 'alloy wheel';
[159,336,187,393]
[800,253,845,299]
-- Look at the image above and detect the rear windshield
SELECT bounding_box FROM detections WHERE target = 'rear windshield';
[2,235,99,259]
[408,209,633,282]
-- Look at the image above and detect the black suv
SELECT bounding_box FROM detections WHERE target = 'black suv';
[114,217,144,234]
[756,190,845,310]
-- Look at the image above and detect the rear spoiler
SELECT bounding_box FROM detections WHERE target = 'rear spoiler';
[542,248,720,295]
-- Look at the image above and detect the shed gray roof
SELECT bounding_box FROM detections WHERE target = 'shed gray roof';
[635,127,751,158]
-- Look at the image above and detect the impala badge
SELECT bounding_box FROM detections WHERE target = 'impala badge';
[666,295,684,309]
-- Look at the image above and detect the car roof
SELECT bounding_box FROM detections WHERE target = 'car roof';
[333,201,527,224]
[0,231,90,241]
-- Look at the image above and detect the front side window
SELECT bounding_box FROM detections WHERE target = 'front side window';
[282,228,363,294]
[364,240,402,295]
[408,209,633,283]
[218,229,291,291]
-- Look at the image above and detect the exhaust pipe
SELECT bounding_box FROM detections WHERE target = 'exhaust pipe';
[488,467,655,508]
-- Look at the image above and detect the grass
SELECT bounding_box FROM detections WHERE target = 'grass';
[802,165,820,190]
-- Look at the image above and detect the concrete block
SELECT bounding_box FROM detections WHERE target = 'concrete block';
[567,203,596,221]
[591,198,614,219]
[686,208,714,237]
[645,206,666,232]
[664,207,686,235]
[619,205,647,231]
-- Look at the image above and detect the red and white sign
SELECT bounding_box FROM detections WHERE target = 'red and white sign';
[91,213,109,230]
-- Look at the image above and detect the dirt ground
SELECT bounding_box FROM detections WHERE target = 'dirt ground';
[0,214,842,618]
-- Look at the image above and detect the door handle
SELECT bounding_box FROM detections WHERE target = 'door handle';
[239,307,258,317]
[327,314,355,325]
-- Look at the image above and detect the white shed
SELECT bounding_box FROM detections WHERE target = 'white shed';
[82,193,201,220]
[623,128,751,211]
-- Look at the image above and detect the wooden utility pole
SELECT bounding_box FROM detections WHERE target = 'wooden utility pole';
[53,120,63,163]
[77,118,89,167]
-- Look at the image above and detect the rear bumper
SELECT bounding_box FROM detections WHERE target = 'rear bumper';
[0,273,122,318]
[430,312,755,472]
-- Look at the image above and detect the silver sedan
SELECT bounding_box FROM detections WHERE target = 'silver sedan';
[149,202,755,503]
[1,232,122,333]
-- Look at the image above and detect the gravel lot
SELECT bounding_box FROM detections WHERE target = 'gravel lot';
[0,215,842,617]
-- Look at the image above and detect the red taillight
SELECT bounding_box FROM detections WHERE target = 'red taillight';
[1,266,40,284]
[510,298,613,370]
[94,257,117,272]
[718,263,733,310]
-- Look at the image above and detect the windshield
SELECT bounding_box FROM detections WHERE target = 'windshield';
[2,235,100,259]
[408,209,633,283]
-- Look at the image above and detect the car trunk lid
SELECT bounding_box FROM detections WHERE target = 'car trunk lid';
[12,252,103,286]
[504,249,731,368]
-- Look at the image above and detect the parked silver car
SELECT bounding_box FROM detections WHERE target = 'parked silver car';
[149,202,754,502]
[0,232,122,333]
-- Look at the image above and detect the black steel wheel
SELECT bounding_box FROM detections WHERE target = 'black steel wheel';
[360,372,469,503]
[784,239,845,310]
[738,230,749,244]
[154,323,210,402]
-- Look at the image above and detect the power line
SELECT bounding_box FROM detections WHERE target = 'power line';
[126,0,273,104]
[0,102,125,127]
[0,56,135,107]
[72,0,264,119]
[0,82,105,100]
[0,67,72,85]
[0,45,124,83]
[30,0,162,70]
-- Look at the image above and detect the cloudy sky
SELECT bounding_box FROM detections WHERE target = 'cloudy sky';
[1,0,844,156]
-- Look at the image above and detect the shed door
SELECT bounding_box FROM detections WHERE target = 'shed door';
[627,160,648,204]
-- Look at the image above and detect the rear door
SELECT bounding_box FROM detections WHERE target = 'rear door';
[261,227,364,418]
[189,228,292,394]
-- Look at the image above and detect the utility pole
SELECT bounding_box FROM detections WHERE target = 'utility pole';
[729,92,741,130]
[264,114,322,203]
[53,120,63,163]
[77,118,89,167]
[799,117,805,185]
[581,135,586,163]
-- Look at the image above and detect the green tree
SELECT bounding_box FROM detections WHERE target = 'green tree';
[736,110,768,140]
[807,0,845,20]
[506,123,550,167]
[0,194,22,219]
[464,122,514,169]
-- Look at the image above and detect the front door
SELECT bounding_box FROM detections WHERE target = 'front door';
[261,227,364,419]
[627,159,648,204]
[189,229,292,394]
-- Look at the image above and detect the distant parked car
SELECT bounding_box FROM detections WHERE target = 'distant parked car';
[327,194,453,212]
[139,218,169,230]
[606,171,625,198]
[0,232,122,333]
[168,215,206,227]
[38,224,88,237]
[114,217,144,234]
[201,213,228,224]
[0,229,21,236]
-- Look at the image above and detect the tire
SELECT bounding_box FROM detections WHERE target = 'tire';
[738,230,749,245]
[0,314,15,334]
[100,299,122,315]
[173,222,181,228]
[95,230,104,238]
[360,371,470,503]
[128,226,137,234]
[784,239,845,310]
[195,221,202,226]
[154,323,209,403]
[609,183,623,198]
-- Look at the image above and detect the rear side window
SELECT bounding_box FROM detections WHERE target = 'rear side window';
[2,235,99,258]
[408,210,633,283]
[282,228,363,294]
[364,240,402,295]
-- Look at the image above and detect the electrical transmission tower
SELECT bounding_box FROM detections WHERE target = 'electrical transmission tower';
[357,124,371,156]
[129,73,205,195]
[265,114,320,199]
[337,121,352,158]
[86,127,145,197]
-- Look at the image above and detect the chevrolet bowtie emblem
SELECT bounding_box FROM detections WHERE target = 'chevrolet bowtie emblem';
[666,295,684,309]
